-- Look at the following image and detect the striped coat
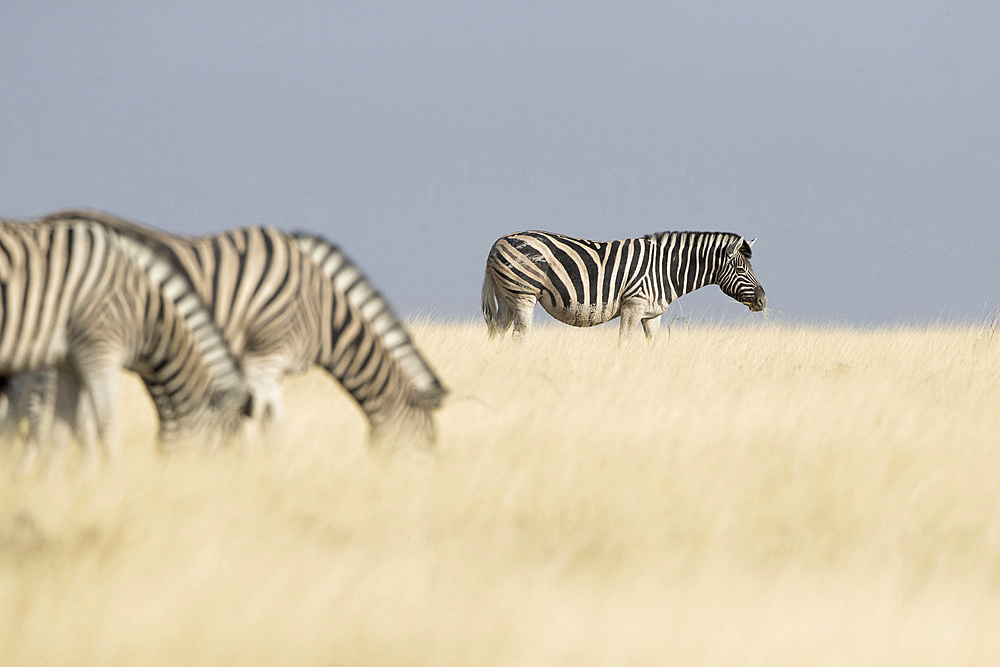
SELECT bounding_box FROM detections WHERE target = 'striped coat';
[482,230,766,340]
[16,210,446,450]
[0,217,250,464]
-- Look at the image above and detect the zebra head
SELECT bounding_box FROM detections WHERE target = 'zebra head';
[717,236,766,312]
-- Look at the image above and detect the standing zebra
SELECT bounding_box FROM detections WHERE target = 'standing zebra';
[9,209,446,450]
[0,216,251,466]
[482,230,767,340]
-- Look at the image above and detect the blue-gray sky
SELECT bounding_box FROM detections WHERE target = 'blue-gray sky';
[2,1,998,324]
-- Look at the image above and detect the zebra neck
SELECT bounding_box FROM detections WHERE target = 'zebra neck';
[319,332,410,419]
[298,232,445,415]
[658,232,728,301]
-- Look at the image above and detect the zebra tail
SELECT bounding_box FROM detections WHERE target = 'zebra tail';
[481,270,505,337]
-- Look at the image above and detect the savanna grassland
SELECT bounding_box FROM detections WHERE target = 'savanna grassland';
[2,320,1000,665]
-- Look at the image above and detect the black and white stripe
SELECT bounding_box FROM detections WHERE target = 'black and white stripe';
[25,210,446,449]
[0,216,251,464]
[295,233,446,445]
[482,230,767,340]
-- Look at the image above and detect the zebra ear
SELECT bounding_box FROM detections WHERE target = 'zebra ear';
[748,238,756,249]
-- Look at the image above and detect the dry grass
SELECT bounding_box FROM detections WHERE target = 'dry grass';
[3,320,1000,665]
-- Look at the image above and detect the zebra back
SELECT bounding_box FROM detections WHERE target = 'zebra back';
[43,210,308,359]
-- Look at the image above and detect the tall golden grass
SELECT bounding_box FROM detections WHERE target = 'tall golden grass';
[2,320,1000,665]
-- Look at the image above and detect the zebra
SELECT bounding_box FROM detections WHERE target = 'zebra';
[0,216,252,467]
[482,230,767,341]
[8,209,447,451]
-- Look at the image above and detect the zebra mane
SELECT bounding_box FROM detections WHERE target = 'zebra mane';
[292,231,447,409]
[42,208,181,251]
[643,231,752,258]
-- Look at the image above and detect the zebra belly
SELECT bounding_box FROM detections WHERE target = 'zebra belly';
[0,331,68,374]
[537,294,617,327]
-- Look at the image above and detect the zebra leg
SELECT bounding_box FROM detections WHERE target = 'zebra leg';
[73,386,101,468]
[89,374,121,462]
[0,374,47,440]
[19,368,60,474]
[30,369,57,441]
[256,379,286,444]
[2,375,33,473]
[0,377,17,446]
[52,368,94,462]
[618,301,646,343]
[0,375,29,448]
[641,315,661,341]
[241,359,286,442]
[511,295,537,340]
[74,357,123,463]
[0,371,53,475]
[35,367,98,471]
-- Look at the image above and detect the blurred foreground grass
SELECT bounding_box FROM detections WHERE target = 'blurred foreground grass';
[2,320,1000,665]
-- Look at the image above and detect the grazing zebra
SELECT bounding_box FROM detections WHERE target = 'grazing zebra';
[482,230,767,340]
[9,209,447,450]
[0,216,251,466]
